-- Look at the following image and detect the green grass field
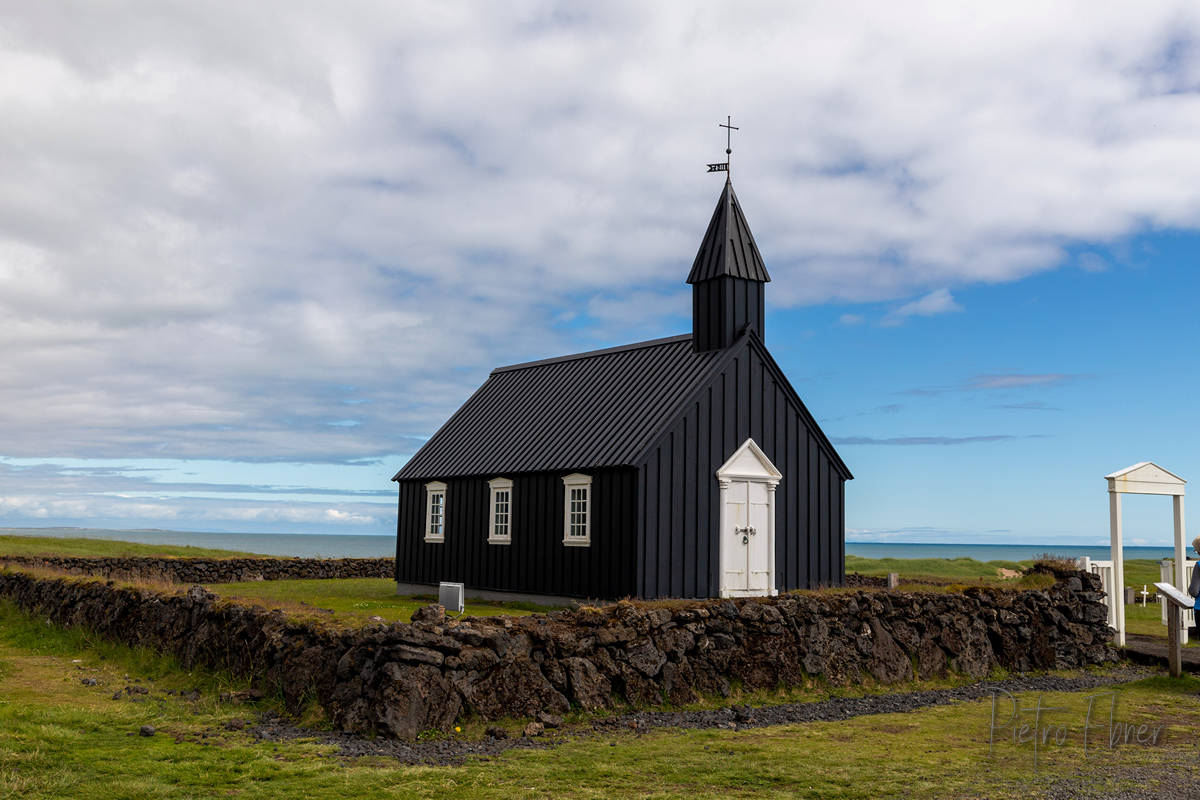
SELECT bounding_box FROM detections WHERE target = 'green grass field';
[0,599,1196,799]
[0,534,266,559]
[204,577,559,624]
[843,553,1165,590]
[844,554,1026,580]
[1,534,1183,638]
[2,536,1197,796]
[0,534,1169,589]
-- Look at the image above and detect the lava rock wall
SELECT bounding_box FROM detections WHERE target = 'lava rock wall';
[0,555,393,583]
[0,565,1116,739]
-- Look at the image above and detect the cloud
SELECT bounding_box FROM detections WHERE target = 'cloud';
[0,459,392,531]
[996,400,1062,411]
[902,373,1083,396]
[967,374,1075,390]
[883,288,963,325]
[846,526,1019,542]
[832,434,1027,446]
[838,313,865,325]
[0,1,1198,471]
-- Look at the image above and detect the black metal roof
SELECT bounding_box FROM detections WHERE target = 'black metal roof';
[686,178,771,284]
[393,335,727,480]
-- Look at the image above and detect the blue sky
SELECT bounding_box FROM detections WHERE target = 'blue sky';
[0,2,1198,545]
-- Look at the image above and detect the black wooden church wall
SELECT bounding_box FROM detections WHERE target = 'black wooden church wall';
[394,468,638,599]
[633,332,848,599]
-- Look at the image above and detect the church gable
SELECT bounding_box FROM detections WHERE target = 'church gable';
[632,330,850,599]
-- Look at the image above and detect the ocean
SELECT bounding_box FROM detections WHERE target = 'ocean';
[0,527,1182,562]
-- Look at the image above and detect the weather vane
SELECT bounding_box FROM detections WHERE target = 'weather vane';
[707,115,738,175]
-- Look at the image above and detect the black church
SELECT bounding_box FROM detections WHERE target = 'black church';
[393,177,852,601]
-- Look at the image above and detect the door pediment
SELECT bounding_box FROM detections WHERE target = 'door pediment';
[717,438,782,483]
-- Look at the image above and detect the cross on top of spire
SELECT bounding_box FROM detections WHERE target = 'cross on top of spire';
[720,115,738,155]
[707,115,738,176]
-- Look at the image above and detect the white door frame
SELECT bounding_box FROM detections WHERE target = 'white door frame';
[717,438,781,598]
[1105,462,1187,647]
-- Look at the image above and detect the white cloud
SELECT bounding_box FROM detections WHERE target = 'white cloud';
[899,288,963,317]
[883,288,963,324]
[0,0,1198,470]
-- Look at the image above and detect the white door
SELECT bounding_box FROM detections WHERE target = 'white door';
[722,479,771,596]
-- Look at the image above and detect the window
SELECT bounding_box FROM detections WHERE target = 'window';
[488,477,513,544]
[561,473,592,546]
[424,481,447,542]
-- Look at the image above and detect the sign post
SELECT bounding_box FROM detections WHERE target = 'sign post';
[1154,582,1192,678]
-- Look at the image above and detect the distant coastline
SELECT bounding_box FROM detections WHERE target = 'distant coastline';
[1,526,1174,562]
[845,541,1176,562]
[0,527,395,559]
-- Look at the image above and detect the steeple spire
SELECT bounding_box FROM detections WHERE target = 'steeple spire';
[689,179,771,352]
[687,178,771,284]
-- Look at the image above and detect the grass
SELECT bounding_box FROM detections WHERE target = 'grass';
[0,534,267,559]
[1118,559,1167,591]
[845,553,1167,592]
[1,599,1198,799]
[203,577,561,625]
[1123,601,1200,648]
[0,533,1170,594]
[844,554,1025,581]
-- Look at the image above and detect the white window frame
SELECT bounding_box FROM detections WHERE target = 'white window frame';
[562,473,592,547]
[487,477,513,545]
[424,481,447,542]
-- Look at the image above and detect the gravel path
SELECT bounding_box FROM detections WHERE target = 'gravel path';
[248,666,1155,767]
[589,667,1155,733]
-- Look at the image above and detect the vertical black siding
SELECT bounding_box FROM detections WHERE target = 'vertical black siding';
[692,277,765,352]
[635,338,846,598]
[395,468,637,599]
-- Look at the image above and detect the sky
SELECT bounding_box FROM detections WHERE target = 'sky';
[0,1,1198,546]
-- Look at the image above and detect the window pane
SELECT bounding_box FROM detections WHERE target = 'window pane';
[566,484,589,539]
[430,491,445,536]
[493,488,511,538]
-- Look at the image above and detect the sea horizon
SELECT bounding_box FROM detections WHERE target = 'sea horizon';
[0,526,1184,562]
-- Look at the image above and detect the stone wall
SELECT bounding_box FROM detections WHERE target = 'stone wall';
[0,564,1117,739]
[844,573,887,588]
[0,555,394,583]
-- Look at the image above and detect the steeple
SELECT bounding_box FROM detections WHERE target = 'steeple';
[689,178,771,352]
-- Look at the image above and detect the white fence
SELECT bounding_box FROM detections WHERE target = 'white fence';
[1076,558,1116,628]
[1076,556,1194,636]
[1159,559,1196,628]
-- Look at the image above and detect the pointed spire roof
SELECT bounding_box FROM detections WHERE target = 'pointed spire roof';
[687,178,771,284]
